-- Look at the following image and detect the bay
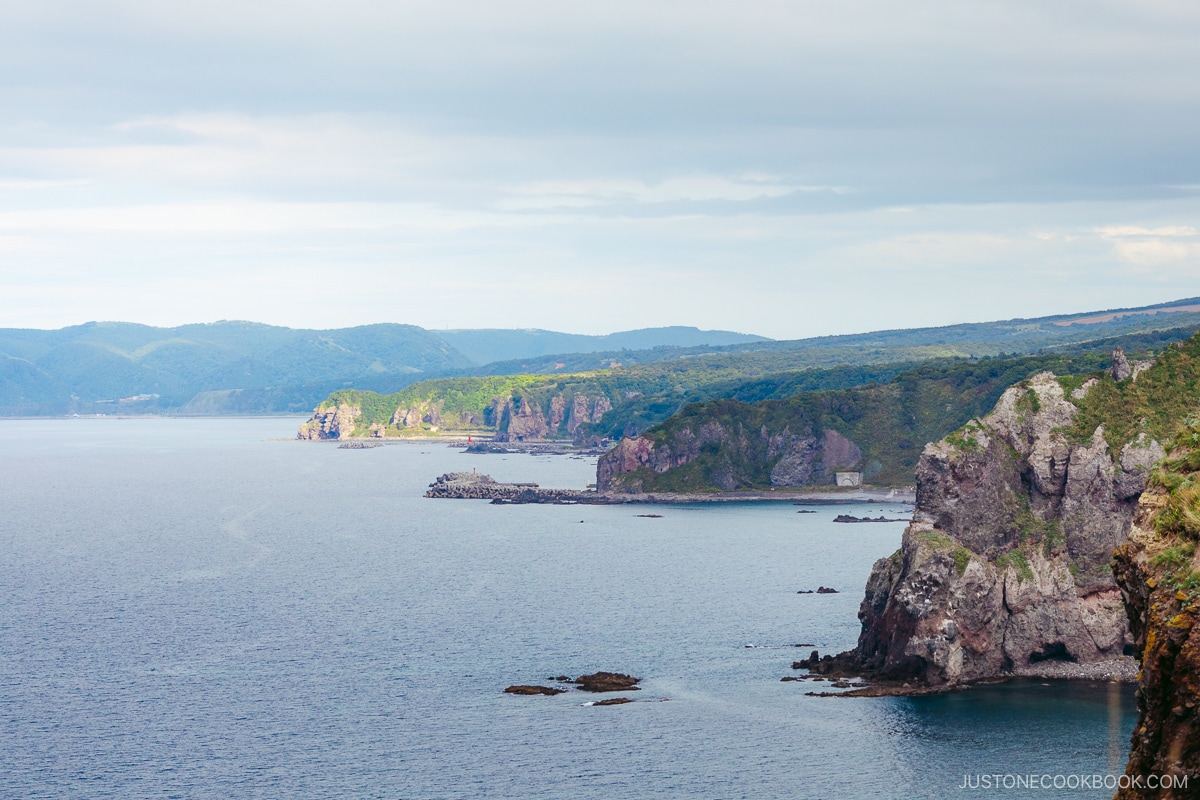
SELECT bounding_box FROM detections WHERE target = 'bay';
[0,418,1136,798]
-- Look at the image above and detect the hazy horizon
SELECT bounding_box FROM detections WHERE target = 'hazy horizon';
[2,1,1198,338]
[5,293,1200,341]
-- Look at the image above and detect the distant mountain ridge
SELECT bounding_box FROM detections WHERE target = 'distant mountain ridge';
[4,299,1200,417]
[0,322,766,415]
[436,326,769,364]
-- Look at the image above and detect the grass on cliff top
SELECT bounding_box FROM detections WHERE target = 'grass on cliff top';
[1149,417,1200,543]
[1135,416,1200,595]
[321,372,626,434]
[1066,332,1200,455]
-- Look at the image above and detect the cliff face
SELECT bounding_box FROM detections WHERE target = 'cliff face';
[597,425,861,492]
[592,355,1140,494]
[850,367,1162,684]
[297,403,361,440]
[298,392,613,441]
[1112,428,1200,798]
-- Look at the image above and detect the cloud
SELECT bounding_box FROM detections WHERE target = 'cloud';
[1095,225,1199,238]
[1111,239,1200,265]
[1,2,1200,334]
[1092,224,1200,267]
[495,175,831,210]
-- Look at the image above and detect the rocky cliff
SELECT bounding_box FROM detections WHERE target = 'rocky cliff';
[848,371,1148,683]
[594,355,1134,493]
[1112,422,1200,797]
[298,389,614,441]
[296,402,361,440]
[841,340,1200,688]
[598,424,862,492]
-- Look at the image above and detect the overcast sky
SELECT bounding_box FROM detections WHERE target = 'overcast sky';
[1,0,1198,338]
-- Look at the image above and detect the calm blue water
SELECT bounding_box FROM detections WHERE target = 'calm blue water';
[0,419,1136,799]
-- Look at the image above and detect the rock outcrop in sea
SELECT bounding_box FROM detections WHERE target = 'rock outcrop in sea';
[424,472,600,504]
[840,359,1165,686]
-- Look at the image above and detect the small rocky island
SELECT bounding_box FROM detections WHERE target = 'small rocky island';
[832,514,908,523]
[424,472,602,504]
[504,672,642,699]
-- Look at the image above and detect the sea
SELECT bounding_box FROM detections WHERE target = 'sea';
[0,418,1137,799]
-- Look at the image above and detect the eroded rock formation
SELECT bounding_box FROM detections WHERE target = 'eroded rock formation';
[299,392,613,440]
[296,403,360,440]
[391,400,444,429]
[846,369,1159,685]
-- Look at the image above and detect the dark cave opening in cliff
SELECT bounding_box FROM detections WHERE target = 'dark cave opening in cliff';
[1028,642,1077,663]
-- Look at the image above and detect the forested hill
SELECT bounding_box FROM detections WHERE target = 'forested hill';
[469,299,1200,376]
[435,326,769,365]
[593,339,1185,493]
[4,298,1200,416]
[299,326,1196,450]
[0,322,764,415]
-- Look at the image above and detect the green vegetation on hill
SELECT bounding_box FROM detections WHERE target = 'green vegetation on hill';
[436,326,768,365]
[1064,335,1200,456]
[1150,420,1200,548]
[310,359,993,438]
[308,324,1200,447]
[322,374,587,432]
[6,299,1200,418]
[468,302,1200,378]
[610,349,1150,492]
[0,321,471,415]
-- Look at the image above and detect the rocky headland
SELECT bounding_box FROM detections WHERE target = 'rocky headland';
[827,348,1181,689]
[297,388,614,442]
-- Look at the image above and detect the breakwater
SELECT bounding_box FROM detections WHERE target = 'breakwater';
[424,472,602,504]
[424,472,916,506]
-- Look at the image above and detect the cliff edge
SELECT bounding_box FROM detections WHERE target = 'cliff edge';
[838,342,1200,687]
[1112,422,1200,797]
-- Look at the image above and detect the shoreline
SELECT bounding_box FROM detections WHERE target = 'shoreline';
[801,657,1139,697]
[425,473,916,505]
[599,488,916,505]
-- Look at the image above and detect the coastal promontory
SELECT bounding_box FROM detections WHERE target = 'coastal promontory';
[832,341,1200,687]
